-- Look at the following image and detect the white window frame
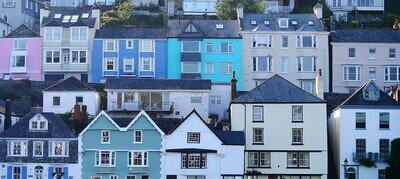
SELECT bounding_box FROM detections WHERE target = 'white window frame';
[70,27,88,41]
[292,128,303,144]
[126,40,134,49]
[205,42,214,53]
[182,62,200,73]
[29,114,48,131]
[220,62,233,74]
[248,152,271,168]
[253,56,272,72]
[52,96,60,106]
[11,55,26,68]
[205,62,214,74]
[45,50,61,64]
[49,141,69,157]
[7,141,28,156]
[181,41,200,52]
[110,176,118,179]
[188,132,200,143]
[220,42,233,53]
[128,151,148,167]
[210,95,221,105]
[104,57,117,71]
[300,80,315,93]
[253,128,263,144]
[13,39,27,50]
[140,57,154,72]
[71,50,87,64]
[292,106,303,122]
[343,66,361,81]
[253,106,263,122]
[287,152,309,168]
[123,58,134,72]
[369,67,376,80]
[44,28,61,41]
[96,150,116,166]
[141,40,154,52]
[134,130,142,143]
[389,48,396,60]
[281,36,288,48]
[296,35,317,48]
[252,34,272,48]
[181,153,207,168]
[33,141,44,157]
[385,66,400,81]
[3,0,15,7]
[348,48,356,59]
[280,57,288,73]
[297,56,316,72]
[101,130,110,144]
[278,18,289,28]
[369,48,376,59]
[105,40,118,52]
[190,93,202,103]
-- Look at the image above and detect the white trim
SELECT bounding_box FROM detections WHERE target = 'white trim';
[33,141,44,157]
[79,111,121,136]
[133,130,142,144]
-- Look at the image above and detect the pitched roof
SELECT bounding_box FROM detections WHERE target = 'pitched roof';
[41,7,96,27]
[2,112,76,138]
[95,27,167,39]
[324,92,351,113]
[42,76,96,92]
[4,24,40,38]
[331,30,400,43]
[0,99,29,117]
[167,19,240,38]
[232,74,325,103]
[105,78,211,90]
[242,13,326,32]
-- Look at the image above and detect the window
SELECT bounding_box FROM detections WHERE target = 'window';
[253,56,272,72]
[343,66,361,81]
[184,24,197,32]
[253,106,263,122]
[104,58,117,71]
[205,63,214,74]
[348,48,355,59]
[216,24,224,29]
[297,57,316,72]
[45,51,60,63]
[30,114,47,130]
[141,40,154,52]
[191,93,202,103]
[355,112,366,129]
[13,39,27,50]
[33,141,43,156]
[253,128,263,144]
[380,139,390,160]
[13,167,21,179]
[379,112,389,129]
[287,152,309,167]
[182,41,200,52]
[71,27,87,41]
[379,169,388,179]
[210,95,221,105]
[248,152,271,167]
[187,132,200,143]
[101,130,110,143]
[105,40,117,52]
[300,80,315,94]
[389,48,396,59]
[110,176,118,179]
[355,139,366,158]
[282,36,288,48]
[7,141,27,156]
[181,153,207,168]
[278,18,289,28]
[292,128,303,144]
[205,42,214,53]
[45,28,61,41]
[53,96,60,106]
[252,35,272,48]
[221,42,233,53]
[188,176,205,179]
[126,176,135,179]
[292,106,303,122]
[297,35,316,48]
[128,151,148,166]
[126,40,133,49]
[123,58,134,72]
[96,151,116,166]
[182,62,200,73]
[220,62,233,74]
[250,20,257,25]
[91,177,101,179]
[369,48,376,59]
[140,58,154,71]
[281,57,288,73]
[49,141,68,157]
[385,66,400,81]
[369,67,376,80]
[134,130,142,143]
[71,51,86,63]
[11,56,26,67]
[3,0,14,7]
[34,166,43,179]
[2,13,8,23]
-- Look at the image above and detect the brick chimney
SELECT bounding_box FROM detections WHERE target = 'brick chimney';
[81,105,88,121]
[73,104,80,134]
[231,71,238,101]
[4,99,12,131]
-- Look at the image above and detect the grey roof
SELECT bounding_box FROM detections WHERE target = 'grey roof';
[41,7,96,27]
[324,92,351,113]
[2,112,76,138]
[42,76,96,92]
[105,78,212,90]
[331,30,400,43]
[0,99,26,117]
[95,27,167,39]
[4,24,40,38]
[167,19,241,38]
[232,74,325,103]
[242,13,326,32]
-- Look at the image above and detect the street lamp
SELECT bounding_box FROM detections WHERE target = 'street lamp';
[344,158,348,179]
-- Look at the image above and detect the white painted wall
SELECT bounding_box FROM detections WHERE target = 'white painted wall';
[43,91,100,115]
[209,84,231,119]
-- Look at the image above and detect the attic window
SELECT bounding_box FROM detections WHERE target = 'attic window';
[70,15,79,23]
[291,20,298,26]
[184,24,197,33]
[81,13,89,18]
[54,14,62,19]
[250,20,257,25]
[216,24,224,30]
[363,83,380,101]
[278,18,289,28]
[29,114,48,131]
[307,20,314,26]
[62,15,71,23]
[263,20,270,25]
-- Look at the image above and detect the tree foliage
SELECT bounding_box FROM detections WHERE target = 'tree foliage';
[101,1,133,26]
[388,138,400,179]
[292,0,332,18]
[215,0,265,20]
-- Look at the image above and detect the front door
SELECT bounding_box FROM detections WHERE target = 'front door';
[62,52,70,64]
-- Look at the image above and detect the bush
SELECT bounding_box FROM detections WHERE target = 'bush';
[358,158,376,168]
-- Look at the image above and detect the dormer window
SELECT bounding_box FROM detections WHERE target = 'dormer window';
[363,82,380,101]
[278,18,289,28]
[216,24,224,30]
[263,20,270,25]
[307,20,314,26]
[184,24,197,33]
[250,20,257,25]
[29,114,48,131]
[291,20,298,26]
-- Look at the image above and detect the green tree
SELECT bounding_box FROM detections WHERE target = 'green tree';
[215,0,265,20]
[101,1,133,27]
[388,138,400,179]
[385,0,400,15]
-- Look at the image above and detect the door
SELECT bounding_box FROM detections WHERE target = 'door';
[62,52,70,64]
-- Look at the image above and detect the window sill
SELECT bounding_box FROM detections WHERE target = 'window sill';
[292,143,303,145]
[355,128,366,130]
[247,166,271,169]
[180,167,207,169]
[379,128,390,130]
[49,155,69,157]
[291,121,303,123]
[252,121,264,123]
[287,167,310,169]
[252,143,264,145]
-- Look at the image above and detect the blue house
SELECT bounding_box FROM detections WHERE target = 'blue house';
[79,110,164,179]
[92,27,168,83]
[167,19,243,90]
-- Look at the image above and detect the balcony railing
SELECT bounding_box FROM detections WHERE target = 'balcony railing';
[353,152,389,162]
[2,2,16,8]
[111,101,174,112]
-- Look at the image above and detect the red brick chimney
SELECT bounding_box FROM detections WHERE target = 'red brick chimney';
[81,105,88,121]
[231,71,238,101]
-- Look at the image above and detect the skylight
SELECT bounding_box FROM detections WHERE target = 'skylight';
[62,15,71,23]
[81,13,89,18]
[291,20,298,26]
[308,20,314,26]
[70,15,79,23]
[250,20,257,25]
[216,24,224,30]
[54,14,62,19]
[278,18,289,28]
[263,20,270,25]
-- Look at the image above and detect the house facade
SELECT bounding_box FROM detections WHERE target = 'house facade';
[0,18,11,37]
[79,110,164,179]
[331,30,400,93]
[0,24,42,81]
[325,0,384,21]
[231,75,328,179]
[327,81,400,179]
[40,7,100,82]
[163,110,244,179]
[0,111,79,179]
[238,5,330,93]
[167,19,243,90]
[92,28,168,83]
[0,0,42,30]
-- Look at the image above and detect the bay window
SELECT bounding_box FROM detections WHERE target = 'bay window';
[343,66,361,81]
[385,66,400,81]
[45,51,61,63]
[181,153,207,168]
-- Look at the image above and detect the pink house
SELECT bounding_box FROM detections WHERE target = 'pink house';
[0,24,42,81]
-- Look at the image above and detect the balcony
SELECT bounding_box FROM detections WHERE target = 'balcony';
[2,2,16,8]
[110,101,174,113]
[354,0,384,11]
[43,63,89,72]
[353,152,389,162]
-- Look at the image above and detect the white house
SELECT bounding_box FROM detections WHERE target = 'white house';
[42,76,101,115]
[230,74,328,179]
[163,110,244,179]
[326,80,400,179]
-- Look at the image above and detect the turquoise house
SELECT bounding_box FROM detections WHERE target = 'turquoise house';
[79,110,164,179]
[167,19,243,90]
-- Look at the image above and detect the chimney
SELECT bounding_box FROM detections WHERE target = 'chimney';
[92,8,101,29]
[73,104,81,134]
[236,3,244,29]
[4,99,12,131]
[313,3,323,19]
[81,105,88,120]
[231,71,238,101]
[31,106,43,113]
[315,69,324,99]
[40,8,50,26]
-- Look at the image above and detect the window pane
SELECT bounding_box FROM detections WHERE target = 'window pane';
[182,62,199,73]
[302,36,312,47]
[182,41,199,52]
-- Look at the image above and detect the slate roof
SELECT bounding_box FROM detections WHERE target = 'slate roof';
[167,19,241,38]
[324,92,351,113]
[2,112,76,138]
[242,13,326,32]
[4,24,40,38]
[95,27,167,39]
[42,76,96,92]
[331,30,400,43]
[0,99,26,117]
[233,74,324,103]
[105,78,212,90]
[41,7,96,27]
